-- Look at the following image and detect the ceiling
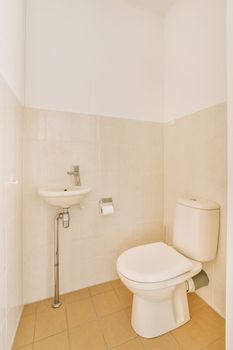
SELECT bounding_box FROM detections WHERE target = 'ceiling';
[127,0,176,15]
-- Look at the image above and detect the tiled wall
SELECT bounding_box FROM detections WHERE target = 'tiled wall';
[23,108,164,303]
[164,103,227,317]
[23,104,227,318]
[0,75,23,349]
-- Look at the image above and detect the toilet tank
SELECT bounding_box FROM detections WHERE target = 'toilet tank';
[173,197,220,262]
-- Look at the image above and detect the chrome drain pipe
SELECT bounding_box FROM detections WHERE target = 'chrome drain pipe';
[52,208,70,308]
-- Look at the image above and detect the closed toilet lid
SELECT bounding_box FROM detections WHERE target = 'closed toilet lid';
[117,242,193,283]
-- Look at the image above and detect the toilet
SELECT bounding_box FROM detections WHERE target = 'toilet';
[116,197,220,338]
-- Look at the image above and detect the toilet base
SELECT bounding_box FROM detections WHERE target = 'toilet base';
[131,282,190,338]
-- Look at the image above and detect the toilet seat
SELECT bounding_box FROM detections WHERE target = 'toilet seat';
[117,242,193,283]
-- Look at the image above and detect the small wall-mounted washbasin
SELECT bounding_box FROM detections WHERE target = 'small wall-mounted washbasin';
[38,184,91,208]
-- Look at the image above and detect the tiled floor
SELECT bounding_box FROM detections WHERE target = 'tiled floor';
[13,280,225,350]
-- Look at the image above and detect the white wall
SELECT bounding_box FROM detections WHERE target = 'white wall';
[0,1,25,349]
[164,0,226,121]
[226,0,233,347]
[25,0,164,122]
[0,0,25,102]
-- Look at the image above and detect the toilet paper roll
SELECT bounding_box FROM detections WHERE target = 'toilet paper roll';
[100,204,114,216]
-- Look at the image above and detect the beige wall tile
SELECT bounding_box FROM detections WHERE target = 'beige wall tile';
[23,109,164,303]
[45,110,71,141]
[33,331,70,350]
[69,321,107,350]
[0,75,24,350]
[24,108,46,140]
[99,310,137,348]
[66,298,97,328]
[92,290,122,317]
[164,103,227,316]
[70,114,98,143]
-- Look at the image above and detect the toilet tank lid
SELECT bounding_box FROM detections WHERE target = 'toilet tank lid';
[177,197,220,210]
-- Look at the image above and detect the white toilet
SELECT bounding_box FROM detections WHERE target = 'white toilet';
[116,197,220,338]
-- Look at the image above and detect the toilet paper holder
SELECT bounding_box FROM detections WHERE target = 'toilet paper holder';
[99,198,114,216]
[99,198,113,206]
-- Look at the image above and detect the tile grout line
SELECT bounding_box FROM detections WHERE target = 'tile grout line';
[25,286,133,348]
[199,335,225,350]
[88,288,110,349]
[31,306,37,350]
[31,299,68,346]
[22,280,122,310]
[138,337,147,350]
[113,286,124,307]
[170,331,183,349]
[32,330,66,348]
[109,336,140,350]
[63,300,72,350]
[64,304,131,332]
[190,302,209,316]
[15,281,225,350]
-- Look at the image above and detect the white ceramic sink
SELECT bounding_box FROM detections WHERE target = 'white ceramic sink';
[38,185,91,208]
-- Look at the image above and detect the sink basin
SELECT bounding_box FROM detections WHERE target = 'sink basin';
[38,185,91,208]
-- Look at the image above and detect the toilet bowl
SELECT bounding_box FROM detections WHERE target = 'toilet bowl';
[117,242,202,338]
[116,197,220,338]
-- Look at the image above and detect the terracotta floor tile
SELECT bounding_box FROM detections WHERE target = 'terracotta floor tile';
[69,320,107,350]
[22,302,39,316]
[203,337,225,350]
[33,331,70,350]
[34,308,67,341]
[66,298,97,328]
[13,314,35,349]
[192,305,225,341]
[141,332,181,350]
[115,286,133,308]
[171,319,214,350]
[111,279,124,289]
[13,280,226,350]
[124,307,132,320]
[99,310,137,348]
[15,345,33,350]
[188,293,205,315]
[114,338,144,350]
[92,290,122,317]
[63,287,90,303]
[89,281,113,296]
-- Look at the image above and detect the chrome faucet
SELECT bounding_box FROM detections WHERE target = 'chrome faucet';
[67,165,81,186]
